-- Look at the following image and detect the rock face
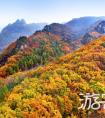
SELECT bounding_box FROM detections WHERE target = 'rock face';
[95,21,105,33]
[81,32,101,45]
[0,19,46,52]
[81,20,105,45]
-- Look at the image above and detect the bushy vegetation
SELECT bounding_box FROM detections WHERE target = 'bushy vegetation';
[100,41,105,48]
[0,37,105,117]
[0,32,70,77]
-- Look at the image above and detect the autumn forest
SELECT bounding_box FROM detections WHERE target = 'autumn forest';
[0,2,105,117]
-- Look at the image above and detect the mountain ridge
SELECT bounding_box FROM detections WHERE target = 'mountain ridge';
[0,19,47,52]
[0,30,71,77]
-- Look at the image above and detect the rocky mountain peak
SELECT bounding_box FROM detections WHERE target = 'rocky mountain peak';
[15,19,26,25]
[95,20,105,33]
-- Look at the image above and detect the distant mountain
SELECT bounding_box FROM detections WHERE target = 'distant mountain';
[65,16,105,39]
[81,20,105,45]
[90,20,105,33]
[0,19,47,52]
[43,17,105,43]
[1,17,105,53]
[42,17,105,49]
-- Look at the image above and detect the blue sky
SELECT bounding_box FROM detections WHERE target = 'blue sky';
[0,0,105,27]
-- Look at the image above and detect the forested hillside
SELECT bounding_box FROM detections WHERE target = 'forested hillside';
[0,36,105,117]
[0,31,71,77]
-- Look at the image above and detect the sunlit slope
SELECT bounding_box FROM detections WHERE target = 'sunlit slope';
[0,36,105,117]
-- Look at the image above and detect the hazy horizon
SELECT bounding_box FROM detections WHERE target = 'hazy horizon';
[0,0,105,29]
[0,16,105,32]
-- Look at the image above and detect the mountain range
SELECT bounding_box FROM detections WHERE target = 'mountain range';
[0,19,47,52]
[1,16,105,52]
[44,17,104,39]
[65,16,105,38]
[44,17,105,48]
